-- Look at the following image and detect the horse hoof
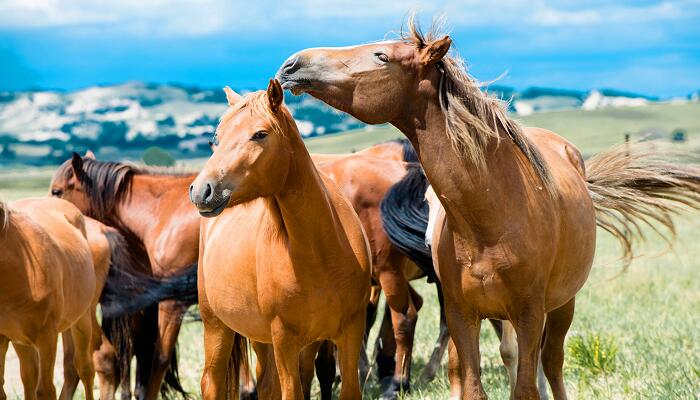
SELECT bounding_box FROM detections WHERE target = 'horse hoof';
[240,388,258,400]
[379,377,410,400]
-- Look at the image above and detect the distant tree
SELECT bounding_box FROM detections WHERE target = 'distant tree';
[142,146,175,167]
[1,144,16,159]
[672,129,687,142]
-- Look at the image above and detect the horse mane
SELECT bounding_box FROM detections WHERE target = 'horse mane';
[56,157,196,221]
[385,138,419,163]
[218,90,291,139]
[0,200,8,231]
[402,15,555,194]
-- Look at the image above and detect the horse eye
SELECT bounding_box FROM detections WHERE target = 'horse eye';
[374,52,389,63]
[251,131,268,141]
[51,188,63,197]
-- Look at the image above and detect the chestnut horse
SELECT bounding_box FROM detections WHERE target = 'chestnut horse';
[190,80,371,400]
[277,17,700,399]
[51,153,199,399]
[0,198,96,399]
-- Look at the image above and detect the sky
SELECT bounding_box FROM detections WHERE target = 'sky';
[1,0,699,97]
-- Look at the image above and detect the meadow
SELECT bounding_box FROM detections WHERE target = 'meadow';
[1,103,699,398]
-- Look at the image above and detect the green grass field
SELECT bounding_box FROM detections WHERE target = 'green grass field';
[1,103,699,399]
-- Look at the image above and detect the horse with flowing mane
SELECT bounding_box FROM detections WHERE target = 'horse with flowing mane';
[189,80,372,400]
[277,16,700,399]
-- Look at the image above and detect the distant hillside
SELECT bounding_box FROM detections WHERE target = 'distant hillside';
[0,82,697,165]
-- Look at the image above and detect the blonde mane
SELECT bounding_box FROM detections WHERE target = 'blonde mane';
[0,200,8,232]
[403,16,554,194]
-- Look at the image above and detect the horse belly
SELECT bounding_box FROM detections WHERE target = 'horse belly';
[202,251,272,342]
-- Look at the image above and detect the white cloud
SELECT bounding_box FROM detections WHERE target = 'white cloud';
[0,0,696,37]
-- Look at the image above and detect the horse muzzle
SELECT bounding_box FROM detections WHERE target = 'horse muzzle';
[189,181,230,217]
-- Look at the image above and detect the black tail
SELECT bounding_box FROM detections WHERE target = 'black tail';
[100,262,198,319]
[380,161,436,282]
[161,345,188,399]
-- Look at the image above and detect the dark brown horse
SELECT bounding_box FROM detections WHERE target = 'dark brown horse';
[51,154,199,399]
[276,17,700,399]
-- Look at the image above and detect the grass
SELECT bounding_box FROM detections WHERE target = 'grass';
[2,103,700,398]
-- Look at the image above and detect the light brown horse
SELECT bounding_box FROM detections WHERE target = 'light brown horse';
[59,217,145,400]
[0,198,96,400]
[276,17,700,399]
[190,80,371,400]
[53,143,427,399]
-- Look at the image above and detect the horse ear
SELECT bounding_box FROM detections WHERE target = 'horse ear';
[419,35,452,65]
[266,79,284,112]
[223,86,242,106]
[71,152,85,179]
[84,149,96,159]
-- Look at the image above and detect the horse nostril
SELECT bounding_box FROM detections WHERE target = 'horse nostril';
[281,56,301,75]
[189,184,194,201]
[204,183,213,202]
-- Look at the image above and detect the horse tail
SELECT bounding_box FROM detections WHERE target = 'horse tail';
[100,262,198,319]
[161,346,188,399]
[380,163,436,281]
[227,333,249,396]
[585,141,700,266]
[101,229,137,390]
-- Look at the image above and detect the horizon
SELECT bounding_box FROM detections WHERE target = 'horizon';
[1,1,700,97]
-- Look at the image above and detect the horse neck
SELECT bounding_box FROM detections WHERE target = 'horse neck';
[112,174,190,242]
[392,77,532,241]
[271,138,341,264]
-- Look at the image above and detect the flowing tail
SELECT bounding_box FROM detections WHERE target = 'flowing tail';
[585,142,700,265]
[380,140,436,281]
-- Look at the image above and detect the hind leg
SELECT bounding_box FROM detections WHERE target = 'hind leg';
[0,335,9,400]
[93,332,117,400]
[59,332,80,400]
[446,339,461,400]
[35,329,60,399]
[541,298,575,400]
[239,348,257,400]
[71,312,96,400]
[144,299,188,399]
[419,284,449,385]
[315,341,336,400]
[300,341,322,400]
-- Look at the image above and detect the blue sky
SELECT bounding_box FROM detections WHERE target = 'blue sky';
[1,0,699,96]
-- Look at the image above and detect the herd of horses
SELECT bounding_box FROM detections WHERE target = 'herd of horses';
[2,17,700,400]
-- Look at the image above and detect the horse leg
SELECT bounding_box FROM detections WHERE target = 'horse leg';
[378,270,418,399]
[300,341,322,400]
[71,311,96,400]
[252,342,280,400]
[143,299,187,400]
[14,343,40,400]
[92,328,117,400]
[443,297,486,400]
[499,320,518,399]
[513,306,546,400]
[133,307,157,400]
[35,329,60,399]
[333,313,365,400]
[59,332,79,400]
[270,321,303,400]
[374,302,396,383]
[446,338,461,400]
[418,283,450,385]
[359,286,381,381]
[541,298,575,400]
[315,340,336,400]
[200,310,236,400]
[0,335,9,400]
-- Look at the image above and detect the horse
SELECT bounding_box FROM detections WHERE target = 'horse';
[276,16,700,399]
[56,141,433,399]
[51,152,200,399]
[0,198,96,400]
[189,79,372,400]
